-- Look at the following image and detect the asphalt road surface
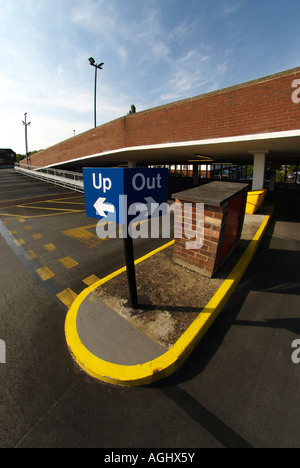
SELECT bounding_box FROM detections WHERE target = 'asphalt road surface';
[0,169,299,448]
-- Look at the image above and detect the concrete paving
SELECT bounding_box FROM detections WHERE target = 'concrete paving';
[76,292,167,365]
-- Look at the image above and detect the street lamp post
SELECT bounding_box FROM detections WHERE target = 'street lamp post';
[88,58,104,128]
[22,113,31,166]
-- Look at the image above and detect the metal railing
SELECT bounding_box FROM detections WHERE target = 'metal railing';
[14,163,84,193]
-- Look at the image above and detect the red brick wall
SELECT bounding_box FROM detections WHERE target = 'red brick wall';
[174,188,247,278]
[174,203,226,277]
[125,70,300,146]
[25,68,300,168]
[25,118,126,168]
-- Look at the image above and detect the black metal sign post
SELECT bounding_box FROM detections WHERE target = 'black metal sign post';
[123,236,139,309]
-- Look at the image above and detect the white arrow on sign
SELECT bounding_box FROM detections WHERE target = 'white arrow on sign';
[133,197,159,218]
[94,197,115,218]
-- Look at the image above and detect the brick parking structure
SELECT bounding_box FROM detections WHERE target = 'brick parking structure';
[21,67,300,169]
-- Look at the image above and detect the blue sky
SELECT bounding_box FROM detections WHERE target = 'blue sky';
[0,0,299,154]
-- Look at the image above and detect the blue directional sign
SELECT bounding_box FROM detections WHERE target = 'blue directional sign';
[83,168,168,224]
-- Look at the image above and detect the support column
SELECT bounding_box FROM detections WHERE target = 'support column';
[128,161,136,168]
[269,166,276,192]
[251,152,268,191]
[193,163,199,186]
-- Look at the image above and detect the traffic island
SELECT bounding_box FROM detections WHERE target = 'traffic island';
[64,202,274,386]
[94,206,270,350]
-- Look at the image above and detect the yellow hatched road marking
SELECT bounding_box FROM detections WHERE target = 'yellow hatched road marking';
[28,250,37,259]
[0,186,60,194]
[57,289,78,308]
[36,266,55,281]
[10,194,82,206]
[44,243,57,252]
[14,238,25,246]
[0,210,81,219]
[0,213,30,219]
[17,205,84,212]
[62,225,105,249]
[20,211,83,219]
[45,200,85,205]
[0,213,29,218]
[83,275,101,286]
[32,233,43,240]
[0,214,23,218]
[59,257,79,269]
[40,195,83,203]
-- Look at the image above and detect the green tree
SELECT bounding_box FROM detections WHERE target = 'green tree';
[16,149,43,163]
[128,104,136,115]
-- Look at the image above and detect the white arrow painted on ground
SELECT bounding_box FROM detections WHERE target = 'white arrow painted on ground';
[94,197,115,218]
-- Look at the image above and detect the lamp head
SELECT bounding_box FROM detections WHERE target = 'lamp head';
[88,57,95,65]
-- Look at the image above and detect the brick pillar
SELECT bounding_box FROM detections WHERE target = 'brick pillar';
[173,182,248,278]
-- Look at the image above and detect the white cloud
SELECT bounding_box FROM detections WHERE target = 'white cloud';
[116,45,128,64]
[71,0,107,25]
[70,0,118,40]
[159,52,222,102]
[0,0,15,23]
[0,76,19,102]
[221,1,245,16]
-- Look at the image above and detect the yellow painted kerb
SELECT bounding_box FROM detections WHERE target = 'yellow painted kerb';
[65,208,274,386]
